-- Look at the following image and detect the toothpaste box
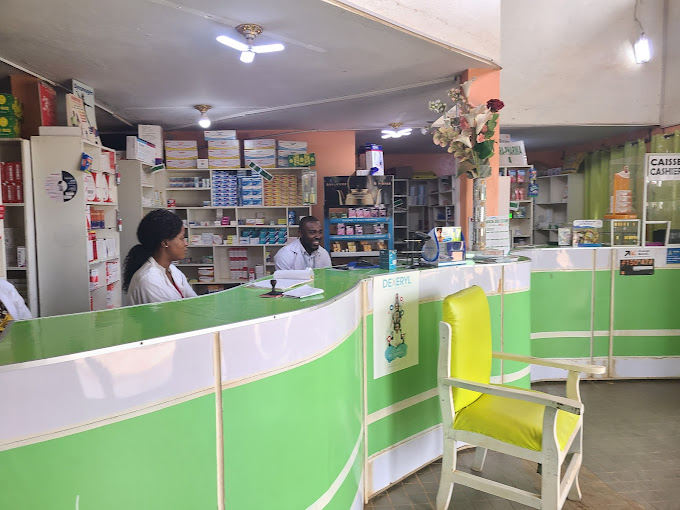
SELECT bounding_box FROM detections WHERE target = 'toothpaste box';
[204,130,237,140]
[243,148,276,158]
[209,158,241,169]
[208,149,240,159]
[244,139,276,150]
[165,140,198,150]
[208,139,240,149]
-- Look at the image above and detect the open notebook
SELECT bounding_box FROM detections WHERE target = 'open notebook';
[249,269,313,291]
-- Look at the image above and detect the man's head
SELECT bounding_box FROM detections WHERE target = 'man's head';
[299,216,323,254]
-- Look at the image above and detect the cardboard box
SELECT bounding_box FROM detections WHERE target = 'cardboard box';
[165,149,198,160]
[208,139,240,149]
[244,139,276,150]
[126,136,156,165]
[165,140,198,150]
[197,158,209,169]
[244,158,276,169]
[209,158,241,169]
[38,126,81,136]
[138,125,164,162]
[277,140,307,150]
[166,158,198,169]
[208,149,240,159]
[244,148,276,158]
[0,94,22,118]
[0,114,21,138]
[204,130,237,140]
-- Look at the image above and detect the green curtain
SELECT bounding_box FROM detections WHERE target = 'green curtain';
[648,131,680,232]
[583,149,610,219]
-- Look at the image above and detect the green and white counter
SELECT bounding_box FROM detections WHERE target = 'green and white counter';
[517,246,680,380]
[0,260,532,509]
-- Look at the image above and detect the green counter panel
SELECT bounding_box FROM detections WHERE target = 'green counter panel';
[613,336,680,357]
[0,394,217,510]
[368,397,441,457]
[531,336,610,359]
[221,326,363,509]
[613,269,680,331]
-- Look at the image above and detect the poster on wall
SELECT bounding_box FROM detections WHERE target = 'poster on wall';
[72,79,100,144]
[373,271,420,379]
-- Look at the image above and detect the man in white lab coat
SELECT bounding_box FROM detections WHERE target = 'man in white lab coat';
[274,216,332,271]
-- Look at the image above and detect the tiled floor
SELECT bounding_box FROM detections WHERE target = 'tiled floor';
[366,380,680,510]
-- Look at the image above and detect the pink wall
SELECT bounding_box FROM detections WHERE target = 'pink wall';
[384,153,457,175]
[166,129,356,220]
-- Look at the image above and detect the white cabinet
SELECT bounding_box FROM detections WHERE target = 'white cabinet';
[31,136,121,316]
[533,173,584,245]
[500,166,534,247]
[0,138,38,315]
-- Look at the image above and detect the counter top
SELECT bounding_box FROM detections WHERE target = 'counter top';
[0,259,529,368]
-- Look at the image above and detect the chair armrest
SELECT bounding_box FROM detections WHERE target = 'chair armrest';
[440,377,583,415]
[492,351,606,375]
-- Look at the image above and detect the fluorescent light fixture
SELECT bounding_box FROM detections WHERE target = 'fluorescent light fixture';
[634,34,651,63]
[240,50,255,63]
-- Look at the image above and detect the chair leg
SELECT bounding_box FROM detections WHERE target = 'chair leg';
[541,457,560,510]
[567,428,583,502]
[436,439,457,510]
[471,447,487,472]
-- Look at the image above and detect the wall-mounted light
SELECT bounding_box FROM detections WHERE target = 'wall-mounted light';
[194,104,212,128]
[633,0,651,64]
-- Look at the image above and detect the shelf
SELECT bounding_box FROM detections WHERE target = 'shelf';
[535,201,567,205]
[6,266,27,271]
[90,278,120,292]
[89,256,120,265]
[394,194,407,198]
[511,200,533,203]
[329,234,390,241]
[87,201,117,206]
[3,203,25,206]
[166,187,211,191]
[331,251,380,257]
[394,226,409,229]
[165,168,211,172]
[512,235,532,238]
[330,217,391,224]
[188,225,236,229]
[174,263,214,267]
[238,225,290,229]
[141,184,155,189]
[0,138,23,143]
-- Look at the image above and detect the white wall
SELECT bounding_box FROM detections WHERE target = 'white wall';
[500,0,666,127]
[662,0,680,127]
[324,0,501,64]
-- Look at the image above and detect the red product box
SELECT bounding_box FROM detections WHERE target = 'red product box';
[0,162,7,183]
[16,182,23,203]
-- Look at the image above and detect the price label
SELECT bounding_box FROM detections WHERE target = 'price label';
[620,258,654,275]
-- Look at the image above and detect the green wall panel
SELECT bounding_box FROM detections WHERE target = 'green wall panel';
[531,272,593,333]
[0,394,217,510]
[531,337,591,359]
[594,271,612,331]
[504,291,531,356]
[325,442,363,510]
[614,270,680,330]
[221,328,362,510]
[367,397,441,456]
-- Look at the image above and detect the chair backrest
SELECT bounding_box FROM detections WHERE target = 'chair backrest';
[441,285,492,411]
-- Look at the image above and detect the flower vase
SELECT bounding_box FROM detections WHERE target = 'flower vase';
[471,176,488,251]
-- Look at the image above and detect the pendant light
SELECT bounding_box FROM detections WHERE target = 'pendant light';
[194,105,212,128]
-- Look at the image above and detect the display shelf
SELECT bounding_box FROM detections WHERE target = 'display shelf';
[500,166,535,247]
[329,234,390,241]
[87,201,118,206]
[533,173,584,245]
[188,225,235,229]
[3,202,25,206]
[6,267,27,271]
[166,187,211,191]
[89,256,120,265]
[329,217,391,224]
[174,263,215,267]
[331,251,380,257]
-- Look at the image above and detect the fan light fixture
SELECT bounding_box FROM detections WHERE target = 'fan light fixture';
[216,24,285,64]
[633,0,651,63]
[381,122,412,139]
[194,105,212,128]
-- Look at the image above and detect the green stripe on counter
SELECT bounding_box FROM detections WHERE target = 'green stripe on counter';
[368,396,440,457]
[614,270,680,331]
[0,394,217,510]
[221,326,362,510]
[613,335,680,357]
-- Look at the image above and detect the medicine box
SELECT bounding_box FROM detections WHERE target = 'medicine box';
[138,125,163,162]
[126,136,155,165]
[244,139,276,150]
[379,249,397,270]
[204,130,237,140]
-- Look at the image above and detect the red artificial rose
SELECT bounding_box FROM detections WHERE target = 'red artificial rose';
[486,99,504,112]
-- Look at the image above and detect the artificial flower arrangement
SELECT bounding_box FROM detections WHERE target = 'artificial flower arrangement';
[429,78,504,179]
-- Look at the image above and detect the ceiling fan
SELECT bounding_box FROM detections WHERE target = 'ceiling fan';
[216,24,285,63]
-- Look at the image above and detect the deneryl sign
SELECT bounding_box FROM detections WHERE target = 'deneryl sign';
[646,153,680,181]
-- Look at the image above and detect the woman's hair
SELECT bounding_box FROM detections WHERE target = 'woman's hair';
[123,209,183,292]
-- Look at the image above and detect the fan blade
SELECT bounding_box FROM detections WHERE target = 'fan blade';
[216,35,249,52]
[252,43,285,54]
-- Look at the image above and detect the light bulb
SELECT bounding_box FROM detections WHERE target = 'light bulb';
[634,34,650,63]
[240,50,255,63]
[198,113,211,128]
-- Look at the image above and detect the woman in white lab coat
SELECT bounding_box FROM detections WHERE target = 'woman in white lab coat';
[123,209,197,305]
[0,279,32,332]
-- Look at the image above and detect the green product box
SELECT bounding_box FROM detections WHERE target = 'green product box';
[0,113,22,137]
[0,94,23,119]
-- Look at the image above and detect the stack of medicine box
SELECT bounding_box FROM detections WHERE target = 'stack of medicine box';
[276,140,307,168]
[206,130,240,169]
[165,140,198,169]
[228,248,248,280]
[212,171,239,206]
[0,94,23,138]
[239,176,263,206]
[264,174,299,206]
[244,139,276,169]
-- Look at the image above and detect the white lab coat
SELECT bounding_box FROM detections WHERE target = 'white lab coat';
[0,279,32,320]
[274,238,332,271]
[127,257,197,305]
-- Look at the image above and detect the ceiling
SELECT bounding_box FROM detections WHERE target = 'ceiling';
[0,0,489,135]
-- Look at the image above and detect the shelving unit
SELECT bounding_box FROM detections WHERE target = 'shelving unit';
[0,138,38,316]
[428,176,458,228]
[533,173,585,245]
[323,175,394,261]
[31,136,121,316]
[500,166,534,247]
[393,178,409,254]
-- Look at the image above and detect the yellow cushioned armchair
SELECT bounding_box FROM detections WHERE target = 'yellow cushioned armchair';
[436,286,605,510]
